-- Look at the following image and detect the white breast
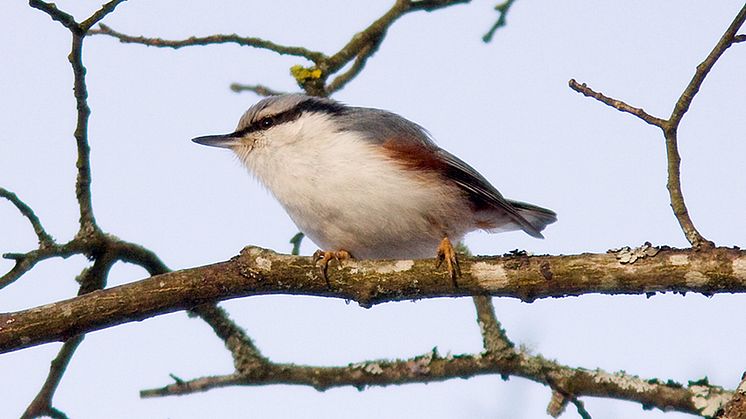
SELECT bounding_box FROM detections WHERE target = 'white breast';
[238,113,475,259]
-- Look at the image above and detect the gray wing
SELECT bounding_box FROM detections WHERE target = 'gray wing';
[339,107,555,237]
[435,148,551,238]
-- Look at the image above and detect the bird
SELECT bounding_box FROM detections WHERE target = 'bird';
[192,94,556,286]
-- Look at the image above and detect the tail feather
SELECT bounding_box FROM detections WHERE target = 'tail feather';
[509,200,557,237]
[478,201,557,238]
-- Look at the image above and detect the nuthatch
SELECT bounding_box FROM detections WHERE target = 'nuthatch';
[192,94,556,285]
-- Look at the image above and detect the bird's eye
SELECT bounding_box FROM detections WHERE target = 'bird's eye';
[260,117,274,129]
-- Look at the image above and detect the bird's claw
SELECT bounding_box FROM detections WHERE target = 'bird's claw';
[312,249,351,287]
[436,237,461,287]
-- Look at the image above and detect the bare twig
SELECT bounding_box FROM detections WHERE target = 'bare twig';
[93,24,325,63]
[138,344,730,417]
[190,304,267,372]
[1,242,87,290]
[483,0,518,43]
[326,33,385,94]
[20,335,82,419]
[92,0,471,96]
[668,5,746,127]
[567,80,666,127]
[229,83,286,96]
[569,4,746,248]
[571,397,593,419]
[3,245,746,354]
[0,187,54,247]
[29,0,125,236]
[471,296,513,354]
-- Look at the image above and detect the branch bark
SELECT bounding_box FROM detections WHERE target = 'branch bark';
[2,245,745,354]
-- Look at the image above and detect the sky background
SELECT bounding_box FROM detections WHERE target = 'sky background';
[1,1,745,418]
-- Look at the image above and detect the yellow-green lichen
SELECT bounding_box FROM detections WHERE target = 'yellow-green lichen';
[290,65,322,83]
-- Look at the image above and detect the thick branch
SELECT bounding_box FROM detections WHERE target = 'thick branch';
[2,245,745,354]
[717,373,746,418]
[21,250,116,419]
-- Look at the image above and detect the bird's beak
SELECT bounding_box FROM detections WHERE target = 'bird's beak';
[191,133,242,149]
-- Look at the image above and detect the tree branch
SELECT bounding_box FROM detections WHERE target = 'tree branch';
[483,0,518,43]
[91,0,471,96]
[92,24,326,63]
[138,341,731,417]
[228,83,286,96]
[567,80,666,127]
[568,4,746,249]
[29,0,124,236]
[21,250,116,419]
[716,373,746,418]
[668,5,746,127]
[0,187,54,248]
[2,245,745,354]
[20,335,83,419]
[471,296,513,355]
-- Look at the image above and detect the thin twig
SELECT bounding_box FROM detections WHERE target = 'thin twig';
[326,34,384,94]
[0,187,54,247]
[323,0,468,75]
[662,4,746,248]
[28,0,77,31]
[190,304,267,372]
[471,296,513,354]
[570,397,593,419]
[29,0,125,237]
[20,336,83,419]
[229,83,286,96]
[93,24,325,64]
[668,5,746,127]
[483,0,517,43]
[569,4,746,248]
[92,1,470,96]
[289,232,305,255]
[1,242,87,290]
[567,80,666,128]
[80,0,127,32]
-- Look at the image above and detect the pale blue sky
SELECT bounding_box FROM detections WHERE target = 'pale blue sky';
[1,1,745,418]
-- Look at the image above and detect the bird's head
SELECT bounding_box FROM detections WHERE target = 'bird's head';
[191,94,347,162]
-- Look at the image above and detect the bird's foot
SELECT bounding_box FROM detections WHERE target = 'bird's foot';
[312,249,352,287]
[436,237,461,287]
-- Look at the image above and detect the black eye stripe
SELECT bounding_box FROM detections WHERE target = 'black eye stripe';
[230,98,346,137]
